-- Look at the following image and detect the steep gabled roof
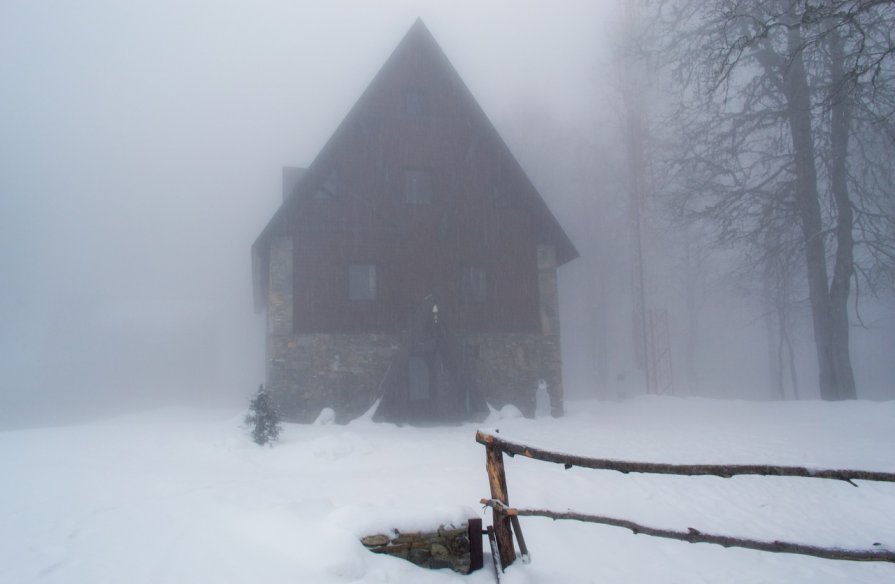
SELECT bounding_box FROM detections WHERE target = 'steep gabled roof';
[253,18,578,310]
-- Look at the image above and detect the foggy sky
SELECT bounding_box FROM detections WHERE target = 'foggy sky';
[0,1,619,427]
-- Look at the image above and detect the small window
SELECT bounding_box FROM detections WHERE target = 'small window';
[491,185,511,208]
[404,169,433,205]
[314,170,340,200]
[461,267,488,303]
[349,264,377,301]
[404,89,426,116]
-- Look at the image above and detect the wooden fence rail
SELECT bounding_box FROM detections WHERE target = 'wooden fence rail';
[476,430,895,572]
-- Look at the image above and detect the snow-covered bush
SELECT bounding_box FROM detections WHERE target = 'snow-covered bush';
[245,385,281,446]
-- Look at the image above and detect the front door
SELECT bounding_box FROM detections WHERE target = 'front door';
[407,354,435,420]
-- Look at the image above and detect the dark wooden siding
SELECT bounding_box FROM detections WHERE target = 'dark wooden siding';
[289,30,543,334]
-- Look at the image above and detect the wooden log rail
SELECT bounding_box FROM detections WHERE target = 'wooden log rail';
[476,430,895,571]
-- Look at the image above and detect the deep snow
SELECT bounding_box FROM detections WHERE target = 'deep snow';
[2,396,894,583]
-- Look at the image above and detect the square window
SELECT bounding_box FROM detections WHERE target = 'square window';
[491,185,511,208]
[349,264,377,301]
[404,169,433,205]
[314,170,340,199]
[461,267,488,303]
[404,89,425,116]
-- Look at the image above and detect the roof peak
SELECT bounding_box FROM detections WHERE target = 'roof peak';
[401,17,436,45]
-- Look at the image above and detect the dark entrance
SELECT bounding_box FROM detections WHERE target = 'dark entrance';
[407,354,433,418]
[375,299,488,424]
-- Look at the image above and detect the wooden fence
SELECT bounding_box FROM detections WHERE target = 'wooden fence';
[476,430,895,574]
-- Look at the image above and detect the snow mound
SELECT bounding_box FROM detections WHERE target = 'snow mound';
[332,503,481,539]
[314,407,336,425]
[484,402,524,423]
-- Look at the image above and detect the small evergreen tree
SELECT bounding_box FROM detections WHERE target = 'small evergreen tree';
[245,385,281,446]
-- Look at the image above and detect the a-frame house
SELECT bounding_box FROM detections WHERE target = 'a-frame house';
[252,19,577,424]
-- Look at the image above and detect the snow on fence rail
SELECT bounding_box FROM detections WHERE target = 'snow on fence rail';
[475,430,895,574]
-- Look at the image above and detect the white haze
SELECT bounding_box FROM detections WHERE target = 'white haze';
[1,1,893,428]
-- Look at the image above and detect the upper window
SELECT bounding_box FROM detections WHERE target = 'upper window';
[461,266,488,304]
[490,185,511,208]
[403,89,426,116]
[314,170,340,200]
[404,169,433,205]
[348,263,377,301]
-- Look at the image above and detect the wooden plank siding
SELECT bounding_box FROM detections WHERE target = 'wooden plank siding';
[284,22,544,335]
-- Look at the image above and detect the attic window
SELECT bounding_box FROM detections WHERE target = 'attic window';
[461,267,488,303]
[314,170,340,200]
[349,263,377,301]
[491,186,511,208]
[404,169,433,205]
[404,89,426,116]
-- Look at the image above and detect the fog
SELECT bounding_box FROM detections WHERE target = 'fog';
[2,1,893,428]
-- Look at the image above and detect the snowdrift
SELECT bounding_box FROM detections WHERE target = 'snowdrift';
[2,396,894,583]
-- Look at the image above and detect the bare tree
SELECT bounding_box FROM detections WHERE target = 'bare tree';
[651,0,895,399]
[759,220,804,399]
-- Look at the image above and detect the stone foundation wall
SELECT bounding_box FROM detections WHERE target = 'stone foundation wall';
[268,330,562,422]
[462,332,562,417]
[536,244,564,415]
[268,332,400,423]
[361,521,481,574]
[267,235,293,336]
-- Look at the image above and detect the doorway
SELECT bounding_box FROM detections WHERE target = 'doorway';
[407,354,435,419]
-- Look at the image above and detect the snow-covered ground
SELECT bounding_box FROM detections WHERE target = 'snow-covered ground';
[2,396,894,583]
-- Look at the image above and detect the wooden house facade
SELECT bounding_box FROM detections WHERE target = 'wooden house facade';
[252,20,577,423]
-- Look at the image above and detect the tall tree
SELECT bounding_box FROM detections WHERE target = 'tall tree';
[652,0,895,399]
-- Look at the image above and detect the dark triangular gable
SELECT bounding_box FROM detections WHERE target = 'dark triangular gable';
[252,18,578,310]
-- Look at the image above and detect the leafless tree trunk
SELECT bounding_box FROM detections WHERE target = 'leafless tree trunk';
[762,260,786,398]
[778,20,853,399]
[683,227,703,392]
[781,304,801,399]
[827,25,858,399]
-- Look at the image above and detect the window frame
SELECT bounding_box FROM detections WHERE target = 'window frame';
[460,266,489,304]
[348,263,378,302]
[403,88,426,117]
[313,169,341,200]
[403,168,434,206]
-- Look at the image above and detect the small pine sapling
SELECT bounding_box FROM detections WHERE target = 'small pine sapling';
[245,385,281,446]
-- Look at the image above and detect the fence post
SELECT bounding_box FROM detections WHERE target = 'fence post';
[485,442,516,569]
